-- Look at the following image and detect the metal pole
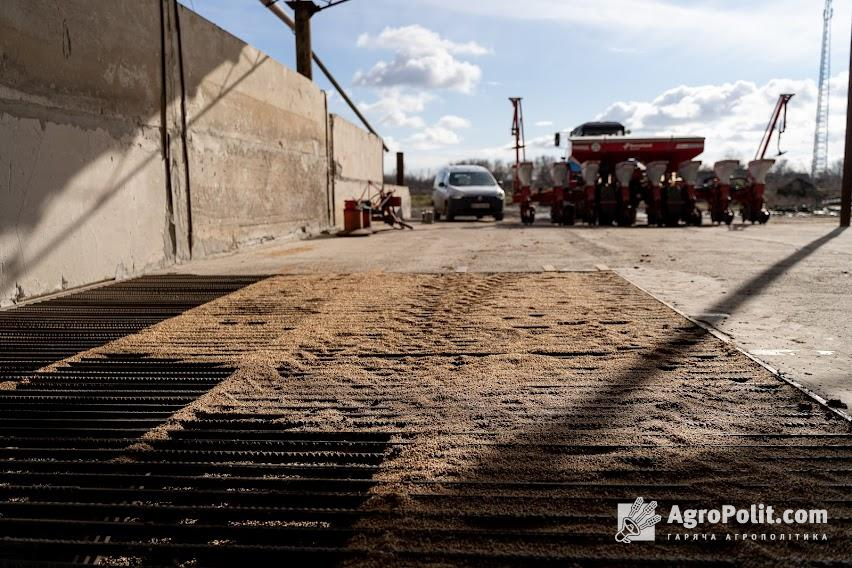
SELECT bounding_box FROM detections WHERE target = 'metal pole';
[396,152,404,186]
[260,0,388,151]
[841,18,852,226]
[291,2,314,80]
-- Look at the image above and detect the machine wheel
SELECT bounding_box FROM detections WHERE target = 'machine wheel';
[617,209,635,227]
[444,202,455,222]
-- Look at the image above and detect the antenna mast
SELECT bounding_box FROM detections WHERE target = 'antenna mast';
[812,0,833,179]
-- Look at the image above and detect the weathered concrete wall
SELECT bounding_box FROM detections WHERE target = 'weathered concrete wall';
[178,6,330,256]
[330,114,383,228]
[0,0,172,307]
[1,1,385,306]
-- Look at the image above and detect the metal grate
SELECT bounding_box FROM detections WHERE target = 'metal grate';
[0,353,390,567]
[0,275,263,380]
[1,272,851,566]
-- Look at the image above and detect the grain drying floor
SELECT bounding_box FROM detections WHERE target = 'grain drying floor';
[1,272,850,567]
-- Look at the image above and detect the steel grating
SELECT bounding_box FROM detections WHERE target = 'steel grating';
[0,272,850,566]
[0,275,263,380]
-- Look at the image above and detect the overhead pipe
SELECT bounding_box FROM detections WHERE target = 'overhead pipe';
[258,0,388,151]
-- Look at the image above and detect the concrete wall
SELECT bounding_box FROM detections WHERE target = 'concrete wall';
[330,114,383,228]
[0,0,172,306]
[178,6,330,256]
[0,1,372,306]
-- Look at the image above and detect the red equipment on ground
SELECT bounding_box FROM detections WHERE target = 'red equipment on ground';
[701,94,793,225]
[508,95,791,227]
[740,93,794,224]
[569,133,706,226]
[509,98,538,225]
[705,160,738,225]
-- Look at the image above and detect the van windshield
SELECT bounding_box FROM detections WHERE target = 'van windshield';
[449,171,496,187]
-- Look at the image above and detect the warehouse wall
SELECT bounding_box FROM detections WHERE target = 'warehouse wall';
[0,0,363,307]
[330,114,384,228]
[178,6,330,256]
[0,0,172,307]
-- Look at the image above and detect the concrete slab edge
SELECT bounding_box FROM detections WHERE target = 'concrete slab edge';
[614,270,852,424]
[0,278,117,312]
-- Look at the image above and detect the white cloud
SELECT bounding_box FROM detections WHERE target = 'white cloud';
[418,0,824,63]
[401,72,851,172]
[356,25,490,57]
[354,25,489,94]
[408,126,462,150]
[358,89,433,128]
[383,135,402,153]
[535,120,554,127]
[436,115,471,129]
[595,72,849,170]
[407,115,472,150]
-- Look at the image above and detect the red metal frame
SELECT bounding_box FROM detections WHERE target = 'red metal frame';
[509,98,538,224]
[755,94,794,161]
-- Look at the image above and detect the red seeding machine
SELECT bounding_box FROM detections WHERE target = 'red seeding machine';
[509,94,793,227]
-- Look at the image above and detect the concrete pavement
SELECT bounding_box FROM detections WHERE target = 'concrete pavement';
[166,213,852,410]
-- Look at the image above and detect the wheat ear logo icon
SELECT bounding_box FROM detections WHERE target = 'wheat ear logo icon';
[615,497,661,543]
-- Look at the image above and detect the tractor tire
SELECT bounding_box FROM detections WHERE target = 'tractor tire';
[617,209,635,227]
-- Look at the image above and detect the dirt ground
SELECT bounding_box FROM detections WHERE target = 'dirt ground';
[166,212,852,414]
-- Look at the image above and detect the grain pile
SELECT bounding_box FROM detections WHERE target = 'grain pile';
[5,271,850,566]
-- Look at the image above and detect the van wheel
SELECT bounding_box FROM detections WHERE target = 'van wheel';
[444,202,455,221]
[494,213,504,221]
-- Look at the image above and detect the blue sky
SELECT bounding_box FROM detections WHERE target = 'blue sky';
[181,0,852,174]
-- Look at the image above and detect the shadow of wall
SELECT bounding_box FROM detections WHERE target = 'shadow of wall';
[0,0,332,306]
